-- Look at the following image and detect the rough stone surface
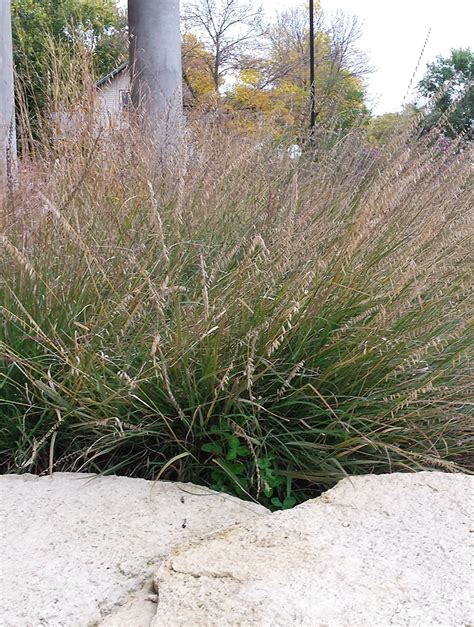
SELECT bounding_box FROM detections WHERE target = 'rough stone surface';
[153,472,474,627]
[98,578,157,627]
[0,473,268,626]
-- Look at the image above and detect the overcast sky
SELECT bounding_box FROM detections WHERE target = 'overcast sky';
[121,0,473,114]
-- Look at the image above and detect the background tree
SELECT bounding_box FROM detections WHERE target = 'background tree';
[366,106,418,145]
[182,32,216,106]
[183,0,265,92]
[417,48,473,139]
[11,0,127,123]
[229,5,371,135]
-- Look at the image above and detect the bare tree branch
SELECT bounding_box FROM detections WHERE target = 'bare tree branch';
[184,0,265,91]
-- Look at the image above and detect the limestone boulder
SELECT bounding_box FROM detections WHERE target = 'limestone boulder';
[152,472,473,627]
[0,473,268,626]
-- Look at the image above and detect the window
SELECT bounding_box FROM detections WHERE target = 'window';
[119,90,131,111]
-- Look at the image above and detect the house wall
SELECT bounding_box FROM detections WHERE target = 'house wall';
[97,70,131,129]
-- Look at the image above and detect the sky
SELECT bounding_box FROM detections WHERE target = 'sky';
[120,0,474,115]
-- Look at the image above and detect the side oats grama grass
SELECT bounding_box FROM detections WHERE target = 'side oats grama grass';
[1,69,473,507]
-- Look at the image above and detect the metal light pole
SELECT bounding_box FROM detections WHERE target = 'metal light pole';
[309,0,316,133]
[0,0,17,185]
[128,0,183,140]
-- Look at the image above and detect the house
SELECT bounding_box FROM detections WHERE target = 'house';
[96,62,131,129]
[51,63,131,138]
[53,63,199,138]
[96,62,196,128]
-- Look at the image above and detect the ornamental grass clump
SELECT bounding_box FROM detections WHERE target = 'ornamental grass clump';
[1,107,473,507]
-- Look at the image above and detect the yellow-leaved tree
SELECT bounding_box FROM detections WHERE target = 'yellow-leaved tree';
[182,32,217,108]
[229,5,371,137]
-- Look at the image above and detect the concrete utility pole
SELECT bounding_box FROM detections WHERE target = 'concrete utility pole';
[0,0,17,185]
[128,0,183,138]
[309,0,316,134]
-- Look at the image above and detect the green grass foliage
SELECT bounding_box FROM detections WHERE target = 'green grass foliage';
[1,116,473,507]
